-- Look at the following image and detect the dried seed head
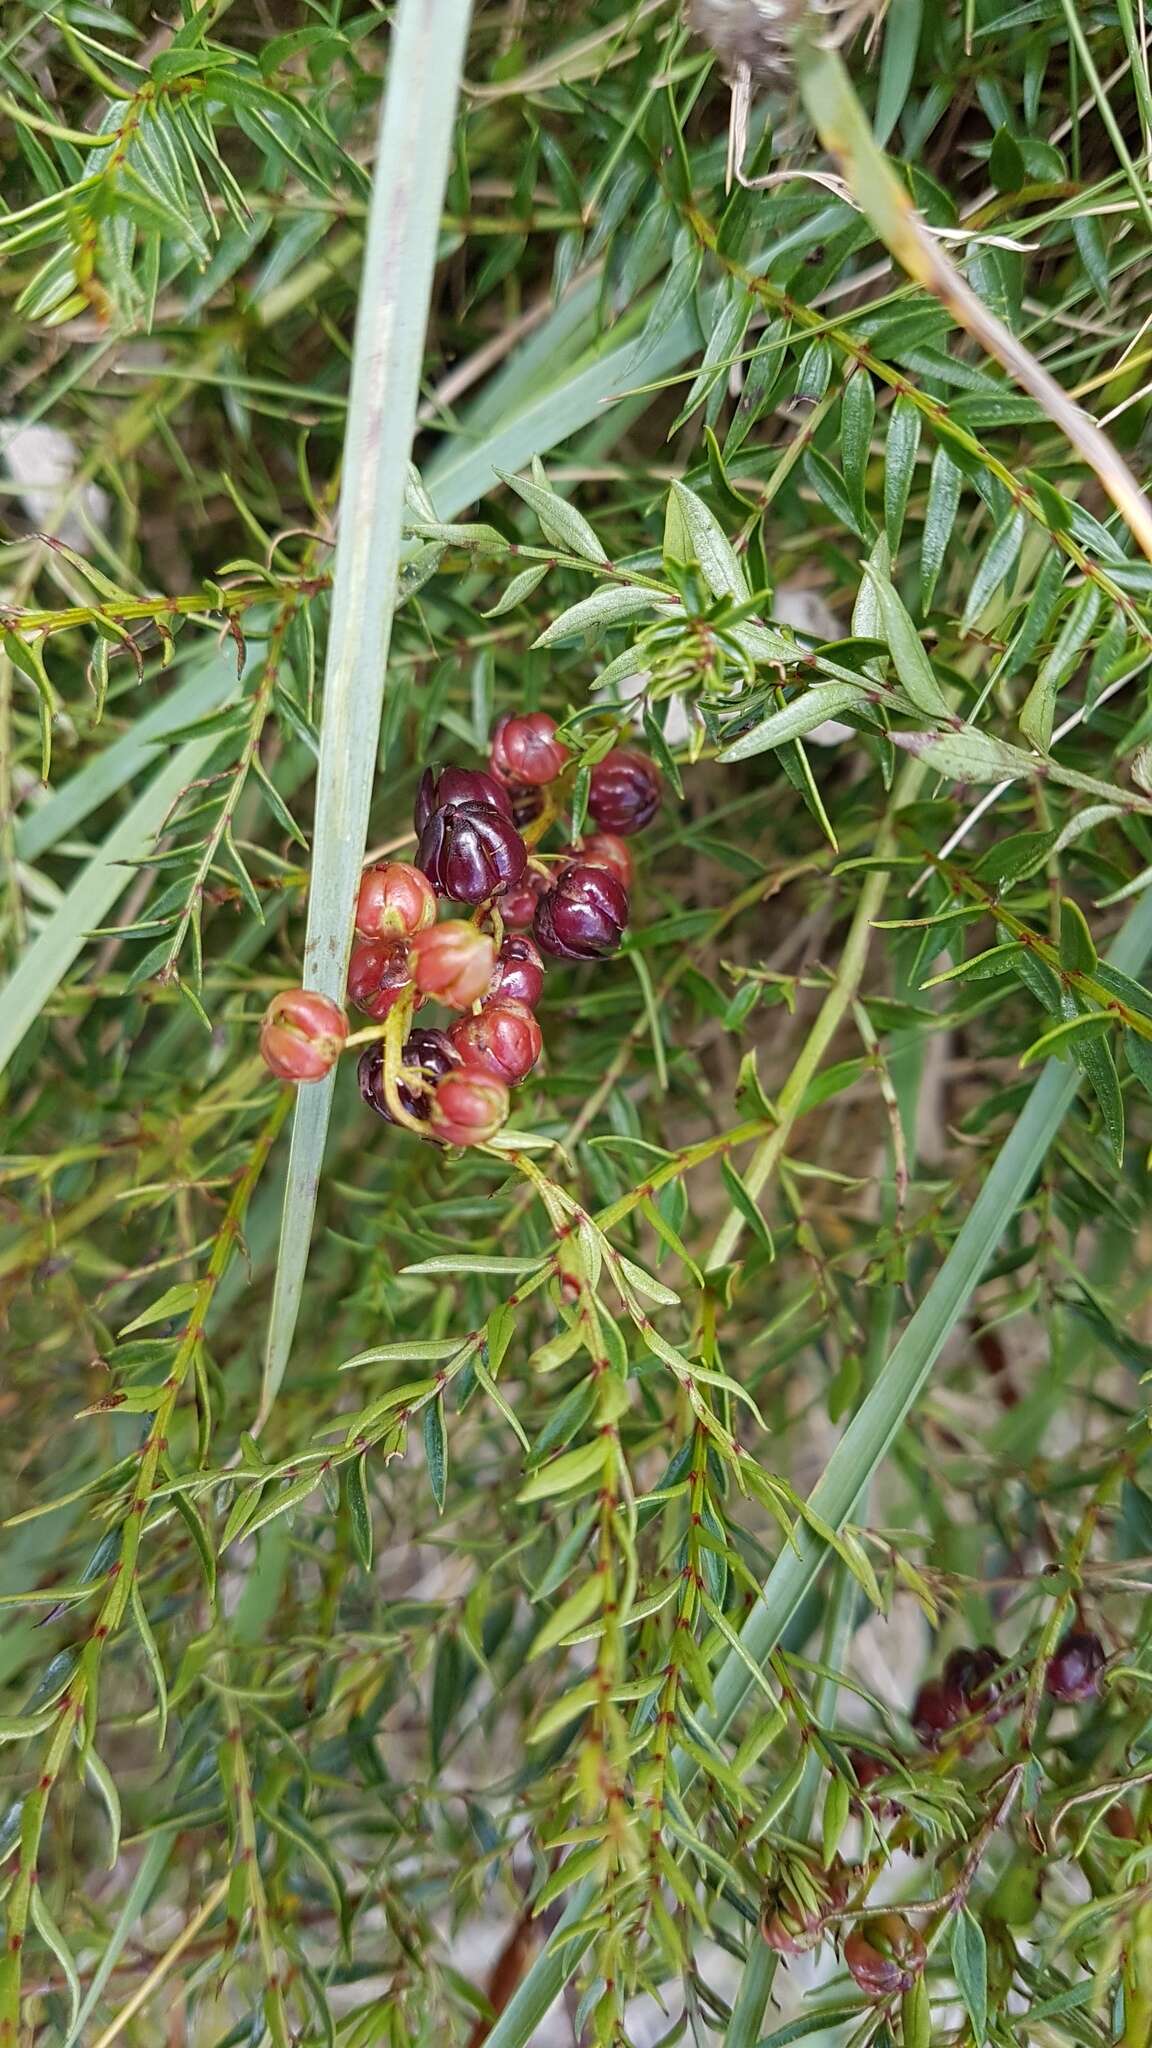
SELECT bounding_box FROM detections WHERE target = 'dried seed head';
[688,0,811,75]
[688,0,865,77]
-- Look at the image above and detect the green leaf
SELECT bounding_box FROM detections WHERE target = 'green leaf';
[719,1158,775,1258]
[1073,213,1111,305]
[423,1396,447,1514]
[874,0,923,144]
[961,507,1026,630]
[841,370,875,518]
[118,1282,200,1336]
[528,1572,605,1659]
[85,1747,122,1868]
[533,585,661,647]
[920,444,962,611]
[866,562,951,718]
[883,394,921,552]
[518,1438,609,1504]
[131,1583,169,1751]
[670,481,750,604]
[30,1887,81,2038]
[1019,583,1103,751]
[950,1909,988,2042]
[1074,1030,1125,1166]
[1059,897,1097,974]
[717,684,866,762]
[1125,1030,1152,1100]
[485,562,550,616]
[1019,1012,1112,1065]
[346,1455,373,1570]
[500,470,608,564]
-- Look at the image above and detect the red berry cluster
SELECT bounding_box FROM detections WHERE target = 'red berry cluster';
[257,714,663,1150]
[902,1627,1106,1756]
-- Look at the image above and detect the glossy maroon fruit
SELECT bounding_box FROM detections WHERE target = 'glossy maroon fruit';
[260,988,347,1082]
[450,999,542,1085]
[409,923,496,1010]
[417,802,527,904]
[497,870,549,931]
[346,939,419,1021]
[534,862,629,960]
[430,1067,510,1146]
[415,765,513,835]
[587,748,662,836]
[354,860,437,940]
[910,1677,967,1749]
[844,1916,925,1999]
[358,1027,460,1126]
[488,934,545,1008]
[490,711,570,787]
[1046,1630,1106,1704]
[566,830,634,888]
[944,1643,1004,1715]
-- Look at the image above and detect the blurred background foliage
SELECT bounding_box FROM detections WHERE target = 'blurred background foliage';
[4,1,1152,2043]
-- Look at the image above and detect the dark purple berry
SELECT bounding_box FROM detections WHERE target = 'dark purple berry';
[417,802,527,904]
[910,1677,967,1749]
[587,748,661,837]
[534,862,629,961]
[489,934,545,1008]
[415,766,512,836]
[847,1749,889,1793]
[944,1644,1004,1716]
[497,871,548,931]
[358,1027,460,1126]
[1046,1630,1106,1704]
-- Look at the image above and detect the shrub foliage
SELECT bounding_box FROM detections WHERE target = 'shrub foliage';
[3,2,1152,2044]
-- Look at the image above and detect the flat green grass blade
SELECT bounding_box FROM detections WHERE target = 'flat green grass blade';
[0,724,226,1079]
[14,641,239,866]
[256,0,477,1429]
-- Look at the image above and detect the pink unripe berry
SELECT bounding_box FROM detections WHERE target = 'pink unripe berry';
[843,1916,925,1999]
[347,937,419,1020]
[431,1067,510,1146]
[354,860,437,940]
[450,999,542,1084]
[409,923,496,1009]
[490,711,570,787]
[260,987,347,1082]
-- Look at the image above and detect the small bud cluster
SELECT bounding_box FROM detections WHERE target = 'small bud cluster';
[257,714,664,1148]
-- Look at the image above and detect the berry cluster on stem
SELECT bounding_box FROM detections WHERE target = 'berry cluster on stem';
[257,714,664,1148]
